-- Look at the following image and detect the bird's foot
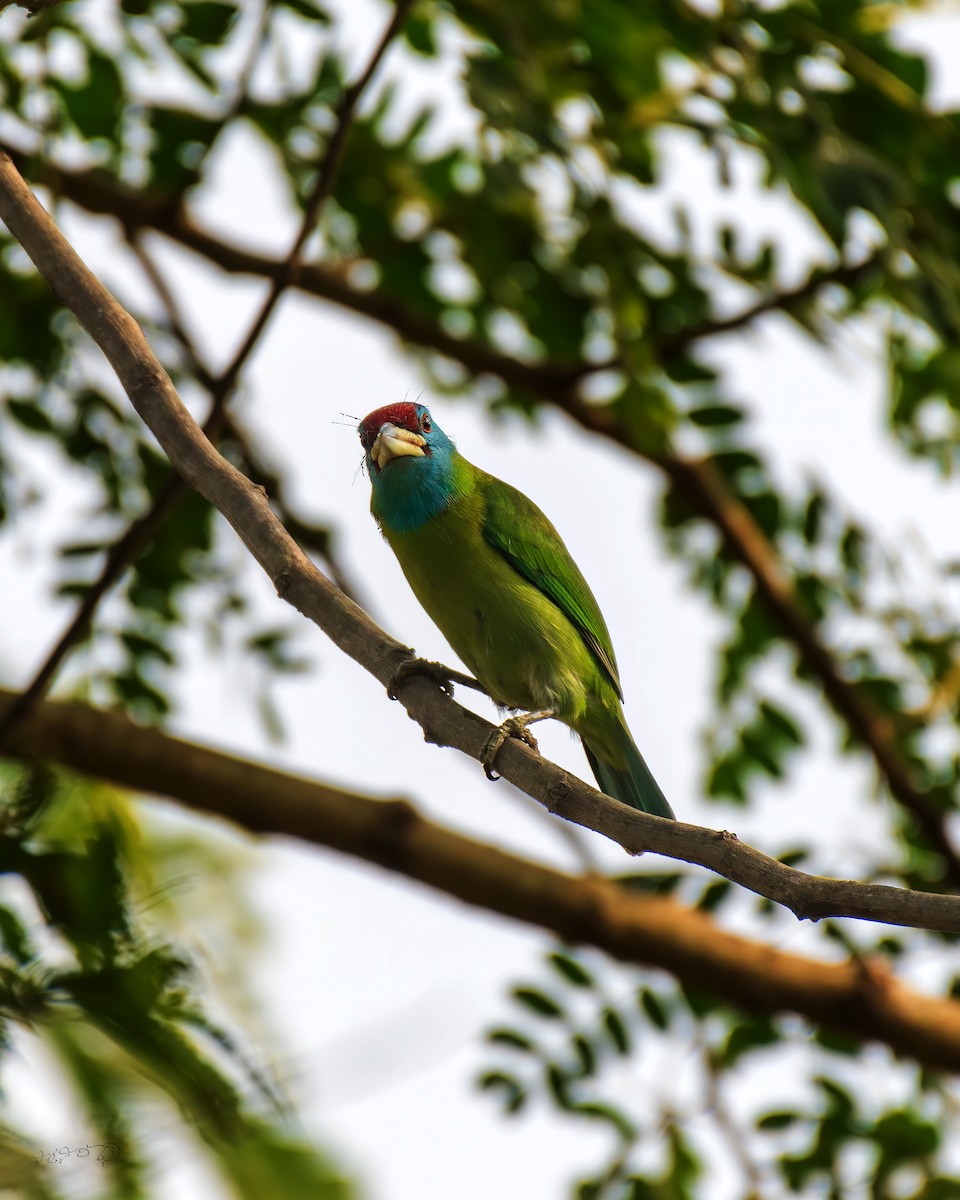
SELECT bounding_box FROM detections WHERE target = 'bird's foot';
[482,709,557,781]
[387,656,484,701]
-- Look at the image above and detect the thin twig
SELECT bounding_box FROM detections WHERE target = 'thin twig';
[702,1042,768,1198]
[659,255,885,357]
[212,0,416,395]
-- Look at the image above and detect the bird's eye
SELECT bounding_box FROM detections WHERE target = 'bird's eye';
[420,412,432,433]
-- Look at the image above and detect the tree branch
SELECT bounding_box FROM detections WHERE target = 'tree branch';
[3,147,958,930]
[4,134,955,880]
[5,685,960,1075]
[0,2,411,749]
[5,140,950,883]
[36,161,935,831]
[658,255,885,356]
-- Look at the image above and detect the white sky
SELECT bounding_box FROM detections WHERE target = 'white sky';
[4,2,960,1198]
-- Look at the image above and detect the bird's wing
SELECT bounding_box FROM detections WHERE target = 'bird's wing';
[481,475,623,699]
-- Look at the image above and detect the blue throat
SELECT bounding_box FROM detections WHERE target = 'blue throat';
[370,433,457,533]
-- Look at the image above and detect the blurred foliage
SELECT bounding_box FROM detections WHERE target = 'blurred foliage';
[481,930,960,1198]
[1,0,960,1195]
[0,762,354,1198]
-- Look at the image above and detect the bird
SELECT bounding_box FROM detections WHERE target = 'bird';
[358,401,674,819]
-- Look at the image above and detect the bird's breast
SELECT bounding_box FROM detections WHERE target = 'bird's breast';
[385,498,597,720]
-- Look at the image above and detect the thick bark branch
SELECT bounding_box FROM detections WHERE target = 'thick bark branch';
[2,680,953,933]
[1,151,957,932]
[4,685,960,1075]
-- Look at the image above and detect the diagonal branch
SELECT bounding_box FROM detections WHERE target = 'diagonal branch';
[4,135,954,880]
[5,684,960,1074]
[3,151,960,935]
[129,234,363,599]
[0,1,412,749]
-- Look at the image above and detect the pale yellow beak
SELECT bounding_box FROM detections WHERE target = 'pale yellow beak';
[370,422,426,471]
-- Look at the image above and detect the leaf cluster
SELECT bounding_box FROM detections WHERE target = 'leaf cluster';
[0,762,353,1198]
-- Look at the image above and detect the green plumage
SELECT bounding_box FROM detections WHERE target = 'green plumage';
[369,424,673,820]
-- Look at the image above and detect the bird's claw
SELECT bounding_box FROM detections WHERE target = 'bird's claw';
[482,717,541,781]
[387,657,457,701]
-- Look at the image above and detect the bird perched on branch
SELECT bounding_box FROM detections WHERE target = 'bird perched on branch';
[358,402,674,819]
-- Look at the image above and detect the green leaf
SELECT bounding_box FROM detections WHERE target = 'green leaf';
[687,405,744,428]
[512,987,564,1019]
[569,1033,596,1078]
[600,1006,630,1055]
[404,14,438,57]
[6,399,55,433]
[120,631,176,666]
[874,1109,939,1168]
[574,1101,636,1141]
[757,1111,800,1131]
[54,50,123,142]
[478,1070,526,1113]
[178,0,238,44]
[547,950,594,988]
[275,0,330,19]
[696,879,732,913]
[486,1028,536,1052]
[638,988,669,1031]
[719,1015,780,1066]
[0,906,33,964]
[545,1062,574,1109]
[759,702,803,746]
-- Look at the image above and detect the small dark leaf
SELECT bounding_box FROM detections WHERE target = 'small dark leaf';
[545,1062,574,1109]
[688,405,744,428]
[757,1111,800,1131]
[570,1033,596,1078]
[697,879,732,913]
[638,988,669,1031]
[719,1015,780,1066]
[547,951,594,988]
[404,14,438,56]
[777,848,809,868]
[178,0,238,44]
[60,540,107,559]
[613,871,684,895]
[512,986,564,1019]
[486,1028,536,1053]
[7,399,55,433]
[0,905,33,964]
[274,0,330,19]
[874,1109,939,1167]
[574,1101,636,1141]
[478,1070,525,1114]
[600,1006,630,1056]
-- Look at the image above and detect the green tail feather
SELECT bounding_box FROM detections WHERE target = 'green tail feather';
[582,729,675,820]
